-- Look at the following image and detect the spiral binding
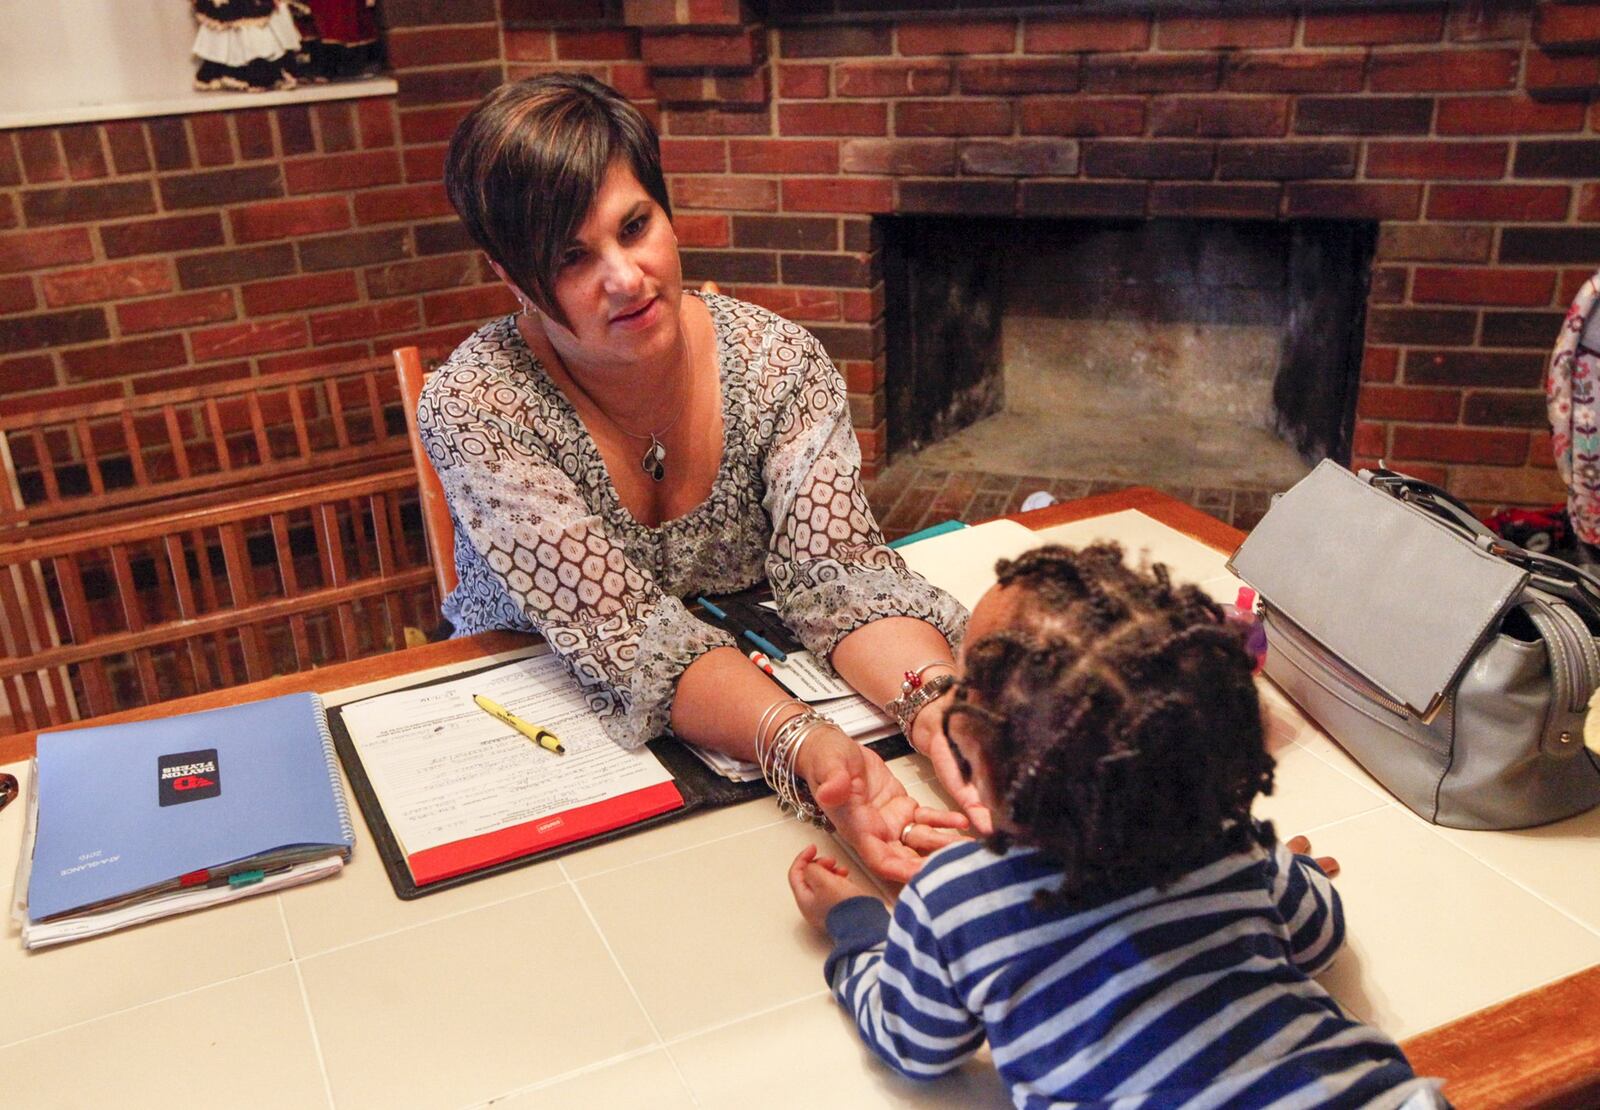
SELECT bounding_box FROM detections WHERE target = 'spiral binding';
[309,693,357,855]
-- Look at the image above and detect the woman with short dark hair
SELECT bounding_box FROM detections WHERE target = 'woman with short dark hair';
[420,73,979,880]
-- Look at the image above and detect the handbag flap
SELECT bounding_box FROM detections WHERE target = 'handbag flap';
[1229,460,1529,716]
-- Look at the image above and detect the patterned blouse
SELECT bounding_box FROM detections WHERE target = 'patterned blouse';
[416,292,968,750]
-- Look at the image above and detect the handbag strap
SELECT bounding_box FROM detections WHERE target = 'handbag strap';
[1363,467,1600,624]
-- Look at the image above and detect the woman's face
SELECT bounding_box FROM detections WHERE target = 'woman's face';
[539,159,683,371]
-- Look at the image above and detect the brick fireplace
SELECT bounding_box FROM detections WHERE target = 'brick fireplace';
[601,0,1600,511]
[6,0,1600,513]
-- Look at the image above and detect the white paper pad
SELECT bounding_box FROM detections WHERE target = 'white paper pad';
[338,653,676,856]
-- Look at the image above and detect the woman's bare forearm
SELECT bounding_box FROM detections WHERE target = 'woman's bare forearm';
[668,645,799,762]
[670,616,955,757]
[829,616,956,711]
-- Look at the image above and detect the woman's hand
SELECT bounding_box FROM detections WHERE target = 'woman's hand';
[909,690,993,836]
[1287,834,1340,878]
[798,727,967,885]
[787,844,871,931]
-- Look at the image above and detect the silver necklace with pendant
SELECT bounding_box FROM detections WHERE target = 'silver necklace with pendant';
[520,303,692,483]
[612,355,689,483]
[617,319,694,482]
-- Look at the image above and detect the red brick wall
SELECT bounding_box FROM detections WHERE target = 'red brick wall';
[614,0,1600,505]
[2,1,525,420]
[7,0,1600,509]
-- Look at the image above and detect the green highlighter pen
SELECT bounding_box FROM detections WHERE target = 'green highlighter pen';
[472,694,566,755]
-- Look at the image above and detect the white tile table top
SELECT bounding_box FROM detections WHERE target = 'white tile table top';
[4,507,1598,1108]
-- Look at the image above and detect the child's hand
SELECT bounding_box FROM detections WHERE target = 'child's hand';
[788,844,872,931]
[1287,835,1341,878]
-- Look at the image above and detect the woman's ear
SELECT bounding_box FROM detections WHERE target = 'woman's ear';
[487,259,531,313]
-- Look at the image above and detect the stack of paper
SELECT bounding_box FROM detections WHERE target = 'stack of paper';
[12,693,354,949]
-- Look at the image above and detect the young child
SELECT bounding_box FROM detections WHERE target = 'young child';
[788,543,1447,1109]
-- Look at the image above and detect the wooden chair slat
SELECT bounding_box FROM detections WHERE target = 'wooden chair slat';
[364,371,387,442]
[327,379,352,450]
[367,492,406,651]
[315,501,359,657]
[287,385,313,462]
[17,670,57,731]
[108,544,146,633]
[46,554,112,716]
[109,544,161,702]
[73,418,106,496]
[270,512,314,670]
[246,392,272,465]
[204,399,233,472]
[163,408,192,480]
[218,521,270,682]
[161,535,211,694]
[121,410,150,486]
[0,437,21,519]
[28,430,62,503]
[0,565,41,661]
[163,534,198,623]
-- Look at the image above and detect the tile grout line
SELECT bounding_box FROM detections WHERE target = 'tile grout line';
[452,1044,669,1110]
[563,811,791,882]
[560,860,704,1108]
[279,896,338,1110]
[290,875,574,961]
[659,987,834,1050]
[293,822,790,963]
[0,961,288,1053]
[1400,813,1600,945]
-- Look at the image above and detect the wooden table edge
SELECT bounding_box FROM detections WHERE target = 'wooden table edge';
[3,487,1593,1108]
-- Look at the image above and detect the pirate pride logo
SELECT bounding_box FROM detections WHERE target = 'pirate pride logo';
[158,749,221,807]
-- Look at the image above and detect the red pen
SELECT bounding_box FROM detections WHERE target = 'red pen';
[748,649,775,676]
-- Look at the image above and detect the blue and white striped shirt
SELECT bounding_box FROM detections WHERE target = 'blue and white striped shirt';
[824,833,1444,1109]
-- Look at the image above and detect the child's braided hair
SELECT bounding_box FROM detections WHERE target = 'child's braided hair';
[951,542,1275,908]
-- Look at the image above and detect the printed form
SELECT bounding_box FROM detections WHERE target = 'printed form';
[340,653,676,860]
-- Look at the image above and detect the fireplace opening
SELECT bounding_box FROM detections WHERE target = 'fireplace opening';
[882,216,1377,495]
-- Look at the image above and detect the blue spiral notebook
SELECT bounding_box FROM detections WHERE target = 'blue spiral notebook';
[27,693,355,924]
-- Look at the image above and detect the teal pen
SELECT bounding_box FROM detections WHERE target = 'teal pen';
[698,596,789,662]
[742,629,788,663]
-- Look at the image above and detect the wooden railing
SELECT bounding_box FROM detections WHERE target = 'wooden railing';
[0,359,410,534]
[0,468,438,734]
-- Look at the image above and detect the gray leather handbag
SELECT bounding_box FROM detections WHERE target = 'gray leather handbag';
[1229,460,1600,829]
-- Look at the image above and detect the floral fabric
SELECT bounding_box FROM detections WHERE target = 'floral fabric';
[1548,271,1600,543]
[417,292,967,749]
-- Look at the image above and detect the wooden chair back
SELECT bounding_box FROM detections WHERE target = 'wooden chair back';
[0,470,437,733]
[393,347,458,600]
[0,359,409,535]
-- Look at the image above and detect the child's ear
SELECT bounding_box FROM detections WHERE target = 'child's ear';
[962,741,1004,818]
[950,740,974,783]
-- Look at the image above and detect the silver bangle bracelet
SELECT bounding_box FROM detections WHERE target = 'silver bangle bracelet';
[756,706,833,827]
[886,671,956,738]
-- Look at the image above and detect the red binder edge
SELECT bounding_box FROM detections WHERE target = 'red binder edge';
[405,781,686,886]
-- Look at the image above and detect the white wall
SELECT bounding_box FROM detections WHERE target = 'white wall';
[0,1,394,129]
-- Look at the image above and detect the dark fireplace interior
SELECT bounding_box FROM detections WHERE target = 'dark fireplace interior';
[883,216,1377,494]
